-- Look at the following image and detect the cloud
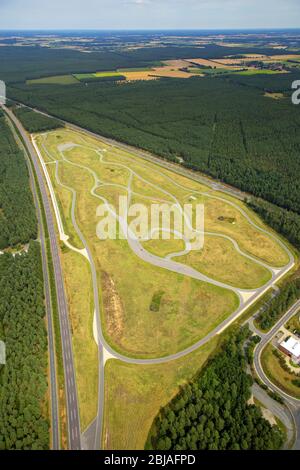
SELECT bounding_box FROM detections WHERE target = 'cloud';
[0,0,299,29]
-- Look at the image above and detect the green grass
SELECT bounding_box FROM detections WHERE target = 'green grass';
[261,344,300,399]
[60,248,98,431]
[235,69,286,76]
[103,337,219,450]
[149,291,165,312]
[74,71,124,81]
[27,75,79,85]
[35,127,290,359]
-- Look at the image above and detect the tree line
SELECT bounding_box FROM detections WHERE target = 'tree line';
[0,112,49,449]
[147,327,284,451]
[8,75,300,218]
[0,112,37,249]
[12,107,63,133]
[0,243,49,450]
[258,279,300,331]
[247,197,300,249]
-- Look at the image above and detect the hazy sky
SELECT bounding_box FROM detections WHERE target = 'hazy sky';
[0,0,299,30]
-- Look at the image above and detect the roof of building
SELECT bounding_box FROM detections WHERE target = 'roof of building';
[281,336,300,358]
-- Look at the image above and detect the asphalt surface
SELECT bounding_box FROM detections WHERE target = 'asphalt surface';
[3,106,82,450]
[252,383,295,449]
[253,299,300,449]
[4,112,60,449]
[7,99,298,450]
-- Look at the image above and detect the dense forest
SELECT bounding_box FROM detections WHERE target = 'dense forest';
[148,327,284,450]
[12,107,63,133]
[0,44,283,83]
[8,76,300,217]
[0,112,49,449]
[0,112,37,249]
[248,197,300,249]
[0,243,49,450]
[258,279,300,331]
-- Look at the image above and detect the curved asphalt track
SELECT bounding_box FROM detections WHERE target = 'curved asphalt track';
[6,100,296,450]
[253,299,300,449]
[37,128,294,450]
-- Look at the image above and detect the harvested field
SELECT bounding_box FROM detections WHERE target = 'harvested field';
[185,57,239,69]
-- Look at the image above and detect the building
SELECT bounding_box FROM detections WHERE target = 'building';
[279,336,300,363]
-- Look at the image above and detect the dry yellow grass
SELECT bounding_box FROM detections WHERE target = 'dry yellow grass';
[177,235,272,289]
[103,337,219,450]
[264,92,285,100]
[123,71,158,81]
[185,57,238,69]
[60,249,98,431]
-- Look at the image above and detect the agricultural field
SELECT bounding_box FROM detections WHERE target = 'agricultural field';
[27,74,79,85]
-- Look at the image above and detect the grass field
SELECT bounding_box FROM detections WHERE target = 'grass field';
[103,337,219,450]
[33,127,290,359]
[27,74,79,85]
[235,69,287,76]
[261,344,300,399]
[60,248,98,431]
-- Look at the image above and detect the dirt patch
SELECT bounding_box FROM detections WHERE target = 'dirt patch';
[101,271,124,342]
[264,92,284,100]
[262,408,277,426]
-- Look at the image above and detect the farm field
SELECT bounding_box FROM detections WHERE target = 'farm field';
[24,51,299,87]
[33,127,291,362]
[27,74,79,85]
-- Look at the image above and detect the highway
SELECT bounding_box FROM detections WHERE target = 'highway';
[5,99,298,451]
[4,112,60,450]
[3,106,82,450]
[252,299,300,449]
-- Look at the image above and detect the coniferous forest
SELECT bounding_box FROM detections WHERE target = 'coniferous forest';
[8,75,300,230]
[0,112,49,449]
[0,112,37,249]
[147,328,284,451]
[0,244,49,450]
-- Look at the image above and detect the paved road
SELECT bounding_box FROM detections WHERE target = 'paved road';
[252,299,300,449]
[4,112,61,450]
[8,99,298,450]
[3,106,82,450]
[252,383,295,449]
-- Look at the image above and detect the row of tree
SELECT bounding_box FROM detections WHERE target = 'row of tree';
[247,197,300,249]
[147,327,284,450]
[0,113,37,249]
[0,112,49,449]
[12,107,63,133]
[0,243,49,450]
[8,75,300,215]
[258,279,300,331]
